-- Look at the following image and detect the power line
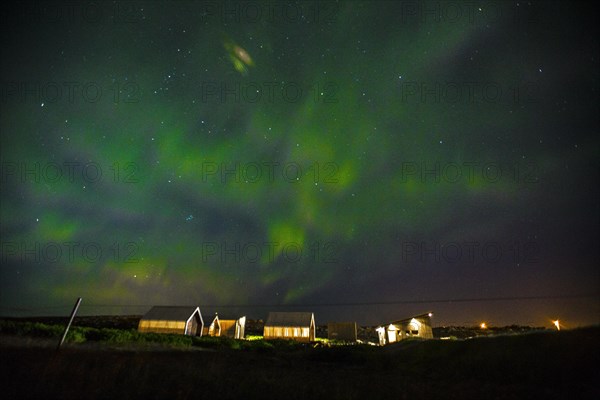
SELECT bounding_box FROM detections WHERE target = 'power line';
[1,293,596,312]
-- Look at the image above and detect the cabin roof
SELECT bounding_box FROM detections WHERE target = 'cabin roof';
[265,312,314,327]
[388,313,433,326]
[141,306,201,322]
[203,313,218,324]
[217,316,245,321]
[204,313,245,322]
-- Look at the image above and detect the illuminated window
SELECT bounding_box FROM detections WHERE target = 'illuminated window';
[408,319,421,335]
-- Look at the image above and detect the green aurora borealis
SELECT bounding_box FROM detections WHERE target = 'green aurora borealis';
[1,1,598,326]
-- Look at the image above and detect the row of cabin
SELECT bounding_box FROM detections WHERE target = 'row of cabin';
[136,308,314,342]
[137,306,245,339]
[137,306,433,345]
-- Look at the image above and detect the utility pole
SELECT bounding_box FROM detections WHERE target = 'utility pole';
[57,297,82,351]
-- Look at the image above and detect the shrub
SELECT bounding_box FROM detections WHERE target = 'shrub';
[138,331,193,347]
[240,339,274,352]
[192,335,237,349]
[0,320,18,334]
[66,328,87,343]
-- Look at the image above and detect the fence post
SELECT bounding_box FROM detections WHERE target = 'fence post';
[57,297,82,351]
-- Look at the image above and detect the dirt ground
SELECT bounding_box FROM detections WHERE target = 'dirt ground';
[1,327,598,400]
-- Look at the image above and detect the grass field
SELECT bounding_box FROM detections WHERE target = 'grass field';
[0,319,598,399]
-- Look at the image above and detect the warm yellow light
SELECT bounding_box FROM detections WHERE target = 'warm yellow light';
[480,322,487,329]
[553,320,560,331]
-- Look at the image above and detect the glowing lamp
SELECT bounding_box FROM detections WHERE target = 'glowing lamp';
[553,320,560,331]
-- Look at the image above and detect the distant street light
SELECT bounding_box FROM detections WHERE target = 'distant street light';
[480,322,487,329]
[553,320,560,331]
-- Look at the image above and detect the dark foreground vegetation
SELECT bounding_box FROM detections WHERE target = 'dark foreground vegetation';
[0,319,598,400]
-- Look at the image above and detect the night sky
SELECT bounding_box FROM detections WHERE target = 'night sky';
[1,1,598,327]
